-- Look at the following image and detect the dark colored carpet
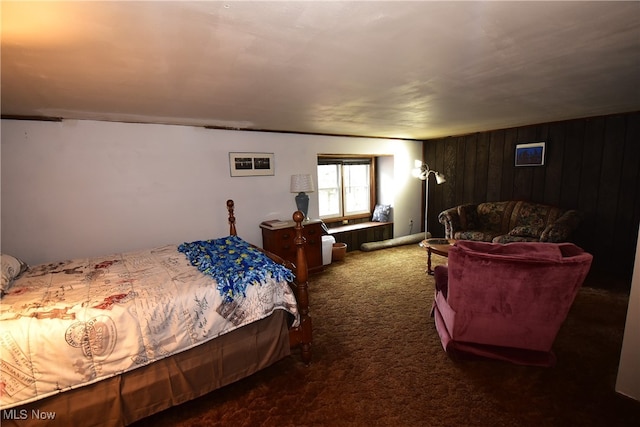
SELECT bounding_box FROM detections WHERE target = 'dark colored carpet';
[133,244,639,426]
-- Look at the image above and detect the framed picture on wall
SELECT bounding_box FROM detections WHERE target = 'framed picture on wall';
[515,142,546,167]
[229,152,275,176]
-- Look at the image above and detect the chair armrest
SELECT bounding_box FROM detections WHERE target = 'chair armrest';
[540,210,581,242]
[433,265,449,299]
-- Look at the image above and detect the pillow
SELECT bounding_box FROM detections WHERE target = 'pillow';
[1,253,29,295]
[508,225,543,238]
[371,204,391,222]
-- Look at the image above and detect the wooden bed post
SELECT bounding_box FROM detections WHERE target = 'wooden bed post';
[292,210,312,365]
[226,200,311,364]
[227,199,237,236]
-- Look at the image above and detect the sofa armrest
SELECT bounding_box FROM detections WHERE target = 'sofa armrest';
[540,210,581,242]
[439,203,481,239]
[438,208,461,239]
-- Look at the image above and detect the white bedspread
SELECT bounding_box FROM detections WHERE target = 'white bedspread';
[0,244,298,409]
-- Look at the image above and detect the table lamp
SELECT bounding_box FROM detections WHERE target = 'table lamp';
[290,174,315,221]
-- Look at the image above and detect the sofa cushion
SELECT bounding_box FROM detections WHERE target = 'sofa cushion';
[477,201,515,231]
[493,235,540,244]
[508,225,544,238]
[455,230,502,242]
[457,204,480,229]
[510,201,562,230]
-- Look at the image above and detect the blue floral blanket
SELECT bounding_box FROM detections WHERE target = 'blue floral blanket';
[178,235,295,301]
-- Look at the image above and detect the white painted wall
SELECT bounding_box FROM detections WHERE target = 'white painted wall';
[0,119,423,264]
[374,155,395,223]
[616,225,640,402]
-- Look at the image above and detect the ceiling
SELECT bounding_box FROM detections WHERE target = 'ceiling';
[2,1,639,140]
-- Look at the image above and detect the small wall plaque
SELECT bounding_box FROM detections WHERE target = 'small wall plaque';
[515,142,545,167]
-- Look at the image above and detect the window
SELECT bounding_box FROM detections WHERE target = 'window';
[317,156,372,220]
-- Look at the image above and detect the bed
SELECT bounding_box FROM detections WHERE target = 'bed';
[0,200,312,426]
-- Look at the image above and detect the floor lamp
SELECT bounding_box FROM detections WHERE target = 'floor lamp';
[412,163,446,240]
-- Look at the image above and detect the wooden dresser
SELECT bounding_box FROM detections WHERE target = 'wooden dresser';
[260,219,324,274]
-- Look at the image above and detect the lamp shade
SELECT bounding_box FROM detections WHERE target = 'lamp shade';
[290,174,315,193]
[412,163,446,184]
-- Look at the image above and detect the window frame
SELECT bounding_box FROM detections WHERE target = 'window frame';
[317,155,376,223]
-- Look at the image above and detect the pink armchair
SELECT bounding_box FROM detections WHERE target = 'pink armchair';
[432,240,593,366]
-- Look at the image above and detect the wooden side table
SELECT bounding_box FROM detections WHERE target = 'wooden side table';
[420,239,456,275]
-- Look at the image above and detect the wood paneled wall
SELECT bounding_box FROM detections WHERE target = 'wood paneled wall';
[422,111,640,282]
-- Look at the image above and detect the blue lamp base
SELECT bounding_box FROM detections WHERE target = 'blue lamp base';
[295,192,310,220]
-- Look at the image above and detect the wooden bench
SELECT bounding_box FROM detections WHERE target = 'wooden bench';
[327,221,393,252]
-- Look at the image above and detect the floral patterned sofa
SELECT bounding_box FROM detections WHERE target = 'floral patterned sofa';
[438,200,581,243]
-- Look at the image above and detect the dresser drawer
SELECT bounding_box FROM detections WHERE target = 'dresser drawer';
[261,221,324,273]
